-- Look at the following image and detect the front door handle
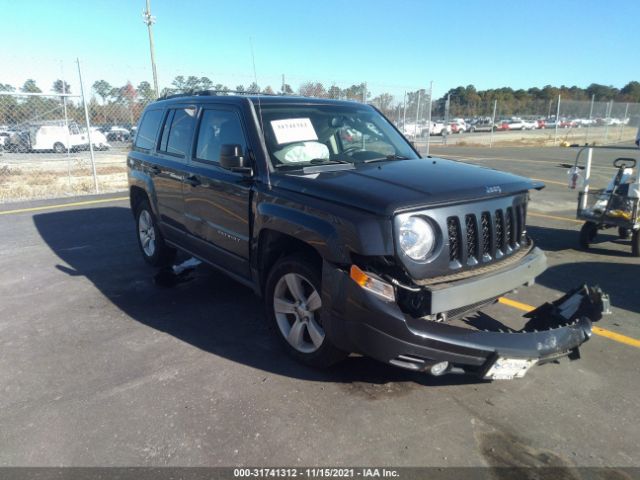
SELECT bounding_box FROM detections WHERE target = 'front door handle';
[185,175,201,187]
[149,165,160,175]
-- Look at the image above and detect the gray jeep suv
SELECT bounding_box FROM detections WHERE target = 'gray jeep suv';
[127,92,606,380]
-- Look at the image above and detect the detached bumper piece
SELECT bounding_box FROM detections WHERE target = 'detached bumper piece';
[323,263,610,380]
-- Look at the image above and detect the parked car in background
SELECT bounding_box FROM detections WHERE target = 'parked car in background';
[559,119,578,129]
[505,119,526,130]
[521,119,538,130]
[89,127,110,150]
[107,126,130,142]
[495,120,510,131]
[467,118,494,132]
[536,119,546,129]
[6,122,89,153]
[450,118,466,134]
[0,131,10,150]
[418,121,450,136]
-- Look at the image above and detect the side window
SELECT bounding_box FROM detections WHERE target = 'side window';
[195,109,248,164]
[158,107,197,158]
[134,109,163,152]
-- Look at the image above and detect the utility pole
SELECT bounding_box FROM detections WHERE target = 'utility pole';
[77,58,98,194]
[554,94,561,145]
[143,0,159,98]
[489,99,497,148]
[425,81,433,156]
[586,94,595,144]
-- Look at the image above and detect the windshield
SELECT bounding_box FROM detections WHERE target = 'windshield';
[256,103,419,169]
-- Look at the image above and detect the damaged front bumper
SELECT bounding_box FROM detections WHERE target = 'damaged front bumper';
[322,263,610,379]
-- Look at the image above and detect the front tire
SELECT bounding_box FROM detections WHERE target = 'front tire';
[134,197,176,267]
[265,255,348,368]
[53,142,65,153]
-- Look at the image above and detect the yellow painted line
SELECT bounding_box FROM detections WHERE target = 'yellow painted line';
[591,326,640,348]
[528,211,583,224]
[498,297,640,349]
[0,196,129,216]
[497,297,537,312]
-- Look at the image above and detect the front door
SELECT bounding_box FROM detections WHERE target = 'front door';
[182,106,253,279]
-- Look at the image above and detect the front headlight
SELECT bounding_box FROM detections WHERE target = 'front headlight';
[398,216,436,261]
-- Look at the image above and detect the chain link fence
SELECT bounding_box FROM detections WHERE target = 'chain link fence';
[1,65,639,204]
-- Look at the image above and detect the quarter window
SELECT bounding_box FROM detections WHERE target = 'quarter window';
[159,107,197,157]
[196,109,248,164]
[134,109,163,152]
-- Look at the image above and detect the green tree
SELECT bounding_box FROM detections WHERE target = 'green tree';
[92,80,113,104]
[171,76,187,93]
[213,83,229,94]
[52,79,71,94]
[247,82,260,93]
[184,76,202,93]
[0,83,15,92]
[298,82,326,98]
[137,81,155,104]
[620,81,640,102]
[21,79,41,93]
[327,85,341,99]
[200,76,213,91]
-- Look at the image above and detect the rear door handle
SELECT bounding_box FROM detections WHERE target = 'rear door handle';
[186,175,201,187]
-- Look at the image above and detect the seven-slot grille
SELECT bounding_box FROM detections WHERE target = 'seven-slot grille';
[447,203,527,267]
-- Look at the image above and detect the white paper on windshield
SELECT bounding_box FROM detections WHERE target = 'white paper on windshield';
[271,118,318,144]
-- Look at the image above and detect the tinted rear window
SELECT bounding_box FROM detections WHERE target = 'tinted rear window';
[134,109,163,151]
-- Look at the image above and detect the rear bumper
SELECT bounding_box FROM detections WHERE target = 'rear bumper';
[322,259,606,377]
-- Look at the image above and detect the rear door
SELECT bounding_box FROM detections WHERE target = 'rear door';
[153,105,197,237]
[182,105,253,279]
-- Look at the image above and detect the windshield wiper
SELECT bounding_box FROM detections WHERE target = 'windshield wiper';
[309,158,351,165]
[363,154,411,163]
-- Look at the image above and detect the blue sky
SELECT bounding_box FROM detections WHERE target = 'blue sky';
[1,0,638,99]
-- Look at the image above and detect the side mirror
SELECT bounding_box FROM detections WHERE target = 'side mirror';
[219,144,252,175]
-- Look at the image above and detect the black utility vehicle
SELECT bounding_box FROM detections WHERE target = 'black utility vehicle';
[128,93,607,380]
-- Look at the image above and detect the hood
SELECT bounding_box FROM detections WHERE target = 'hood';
[271,157,543,215]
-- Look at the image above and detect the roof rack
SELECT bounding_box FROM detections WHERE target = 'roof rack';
[157,90,282,101]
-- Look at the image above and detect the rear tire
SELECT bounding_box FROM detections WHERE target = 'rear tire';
[134,197,176,267]
[53,142,65,153]
[265,254,348,368]
[579,221,598,249]
[632,231,640,257]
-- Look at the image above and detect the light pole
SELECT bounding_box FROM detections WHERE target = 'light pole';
[143,0,159,98]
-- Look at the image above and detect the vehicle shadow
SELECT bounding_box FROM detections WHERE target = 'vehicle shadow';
[34,207,480,387]
[528,224,634,257]
[536,261,640,314]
